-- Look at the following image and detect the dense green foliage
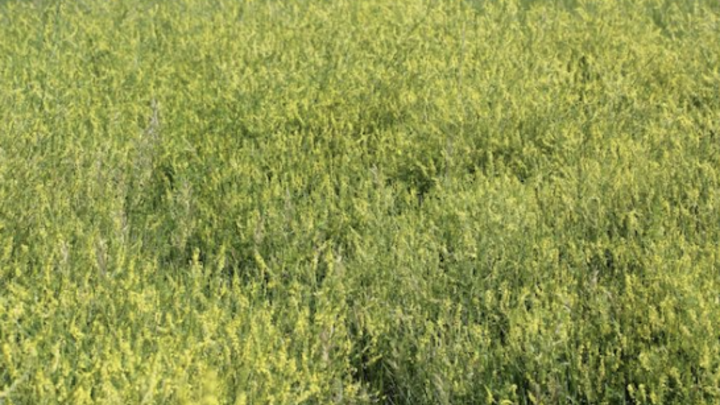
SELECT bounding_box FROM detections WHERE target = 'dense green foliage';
[2,0,720,403]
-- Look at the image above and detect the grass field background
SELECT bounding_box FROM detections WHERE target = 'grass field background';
[1,0,720,403]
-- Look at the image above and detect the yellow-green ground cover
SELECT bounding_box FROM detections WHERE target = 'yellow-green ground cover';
[1,0,720,403]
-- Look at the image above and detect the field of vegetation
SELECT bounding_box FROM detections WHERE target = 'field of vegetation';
[1,0,720,403]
